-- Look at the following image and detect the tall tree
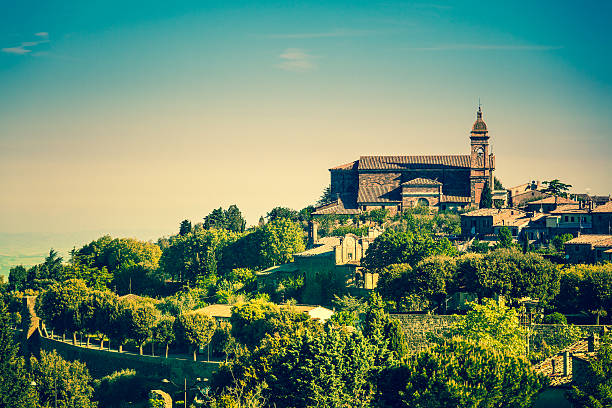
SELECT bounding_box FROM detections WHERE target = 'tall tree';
[8,265,27,291]
[0,298,35,408]
[30,350,96,408]
[258,218,305,267]
[266,207,299,222]
[174,311,217,361]
[225,205,247,233]
[479,181,493,208]
[204,207,227,230]
[542,179,573,206]
[317,185,334,206]
[179,219,192,236]
[42,249,63,280]
[36,278,89,343]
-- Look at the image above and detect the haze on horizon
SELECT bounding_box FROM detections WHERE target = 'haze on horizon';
[1,0,611,238]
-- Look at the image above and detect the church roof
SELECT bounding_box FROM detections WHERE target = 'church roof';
[440,195,471,203]
[402,178,442,186]
[357,185,401,203]
[358,155,470,170]
[329,160,358,170]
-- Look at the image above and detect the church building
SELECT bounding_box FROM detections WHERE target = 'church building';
[314,107,500,215]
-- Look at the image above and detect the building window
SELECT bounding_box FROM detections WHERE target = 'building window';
[571,216,575,223]
[564,216,568,222]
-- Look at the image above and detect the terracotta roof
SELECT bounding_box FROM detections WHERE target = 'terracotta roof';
[312,199,361,215]
[257,263,300,276]
[358,155,470,170]
[565,234,612,245]
[527,196,578,205]
[593,202,612,213]
[550,205,588,214]
[463,208,524,217]
[357,185,401,203]
[440,195,471,203]
[329,160,358,171]
[593,237,612,248]
[402,178,442,186]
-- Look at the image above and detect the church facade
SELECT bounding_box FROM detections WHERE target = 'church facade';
[314,107,498,215]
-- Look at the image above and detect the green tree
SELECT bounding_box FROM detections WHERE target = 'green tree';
[153,315,176,358]
[80,289,118,348]
[497,226,513,248]
[123,300,159,355]
[494,176,504,190]
[449,298,526,356]
[36,278,89,343]
[552,233,574,252]
[179,219,192,236]
[317,185,334,206]
[580,263,612,324]
[8,265,27,291]
[376,337,545,408]
[542,179,573,205]
[0,297,35,408]
[568,333,612,407]
[258,218,305,267]
[204,207,227,230]
[174,311,217,361]
[30,350,96,408]
[479,181,493,208]
[362,229,456,271]
[266,207,299,222]
[225,205,247,233]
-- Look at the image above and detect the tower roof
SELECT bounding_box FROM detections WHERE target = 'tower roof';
[472,106,488,132]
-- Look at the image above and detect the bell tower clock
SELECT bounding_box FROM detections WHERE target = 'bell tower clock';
[469,105,494,206]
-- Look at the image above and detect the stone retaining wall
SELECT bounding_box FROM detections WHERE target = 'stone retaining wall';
[40,335,219,383]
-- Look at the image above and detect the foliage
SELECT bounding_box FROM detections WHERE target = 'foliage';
[204,205,247,233]
[542,179,572,199]
[449,298,526,356]
[8,265,27,291]
[156,287,208,316]
[364,208,389,225]
[496,226,514,248]
[93,369,156,408]
[153,315,176,357]
[552,233,574,252]
[329,225,369,237]
[362,229,456,271]
[258,218,305,267]
[80,289,118,344]
[174,311,217,359]
[266,207,298,222]
[555,264,612,324]
[159,229,240,284]
[568,333,612,407]
[376,337,546,408]
[36,278,89,339]
[179,219,192,236]
[541,312,567,325]
[317,184,334,206]
[494,176,504,190]
[0,297,35,408]
[479,182,493,208]
[456,249,561,306]
[216,325,379,408]
[119,299,160,354]
[529,324,584,363]
[30,350,96,408]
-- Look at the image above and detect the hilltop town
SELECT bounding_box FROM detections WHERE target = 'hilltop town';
[1,108,610,408]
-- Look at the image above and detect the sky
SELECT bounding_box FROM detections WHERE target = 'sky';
[1,0,611,240]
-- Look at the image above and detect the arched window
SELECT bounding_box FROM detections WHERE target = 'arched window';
[417,198,429,207]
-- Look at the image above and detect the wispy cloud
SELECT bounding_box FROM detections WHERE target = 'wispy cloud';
[2,33,50,55]
[277,48,317,72]
[408,44,563,51]
[264,29,374,39]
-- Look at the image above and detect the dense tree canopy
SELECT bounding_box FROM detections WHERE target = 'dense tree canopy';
[362,229,456,271]
[569,333,612,407]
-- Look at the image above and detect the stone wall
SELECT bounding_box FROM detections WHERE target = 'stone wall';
[39,335,219,383]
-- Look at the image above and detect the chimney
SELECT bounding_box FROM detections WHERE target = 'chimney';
[563,351,570,376]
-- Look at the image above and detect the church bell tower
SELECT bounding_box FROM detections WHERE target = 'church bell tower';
[469,106,494,205]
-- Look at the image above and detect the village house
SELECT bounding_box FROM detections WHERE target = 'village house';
[563,234,612,263]
[257,230,381,305]
[460,208,530,238]
[525,196,579,214]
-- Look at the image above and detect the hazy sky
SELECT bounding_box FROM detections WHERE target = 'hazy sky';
[1,0,611,236]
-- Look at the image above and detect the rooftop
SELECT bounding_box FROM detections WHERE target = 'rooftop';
[463,208,524,217]
[196,304,232,319]
[526,196,578,206]
[565,234,612,245]
[593,202,612,213]
[402,177,442,186]
[358,155,470,170]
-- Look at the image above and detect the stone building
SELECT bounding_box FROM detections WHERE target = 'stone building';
[564,234,612,263]
[257,232,380,305]
[315,107,504,215]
